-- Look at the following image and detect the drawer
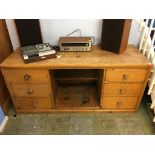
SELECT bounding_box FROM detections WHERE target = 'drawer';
[11,83,51,97]
[15,97,52,111]
[103,83,143,96]
[105,69,147,82]
[3,69,49,83]
[101,96,138,109]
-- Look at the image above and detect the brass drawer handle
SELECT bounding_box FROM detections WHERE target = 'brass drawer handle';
[116,102,122,107]
[120,88,125,94]
[24,74,30,81]
[123,74,128,80]
[28,88,33,94]
[31,101,38,108]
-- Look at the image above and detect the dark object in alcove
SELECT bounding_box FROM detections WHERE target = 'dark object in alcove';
[14,19,43,46]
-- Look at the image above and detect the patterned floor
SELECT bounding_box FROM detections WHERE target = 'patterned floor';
[1,103,155,135]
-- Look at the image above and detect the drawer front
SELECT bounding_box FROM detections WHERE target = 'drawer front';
[103,83,143,96]
[101,96,138,109]
[3,69,48,83]
[105,69,147,82]
[11,83,51,97]
[15,97,52,110]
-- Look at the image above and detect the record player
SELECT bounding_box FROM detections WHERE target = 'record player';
[21,43,57,63]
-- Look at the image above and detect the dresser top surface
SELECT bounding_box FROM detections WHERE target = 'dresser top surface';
[0,45,152,69]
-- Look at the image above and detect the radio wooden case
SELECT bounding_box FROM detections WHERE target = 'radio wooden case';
[59,37,92,52]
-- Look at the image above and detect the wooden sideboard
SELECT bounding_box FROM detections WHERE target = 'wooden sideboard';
[0,19,13,114]
[0,45,152,113]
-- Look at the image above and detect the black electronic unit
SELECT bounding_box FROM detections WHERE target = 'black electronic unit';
[15,19,43,46]
[101,19,132,54]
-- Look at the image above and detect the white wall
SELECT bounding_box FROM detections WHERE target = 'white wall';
[40,19,102,46]
[5,19,140,50]
[128,20,141,46]
[5,19,20,50]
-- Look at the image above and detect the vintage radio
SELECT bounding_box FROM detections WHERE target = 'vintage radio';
[59,37,92,51]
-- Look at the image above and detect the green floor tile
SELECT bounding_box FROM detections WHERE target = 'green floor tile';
[116,118,144,135]
[68,114,93,134]
[92,117,120,135]
[17,114,47,135]
[1,104,155,135]
[2,115,31,135]
[42,114,70,135]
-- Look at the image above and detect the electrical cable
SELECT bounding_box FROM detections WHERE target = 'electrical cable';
[91,36,95,45]
[66,29,95,45]
[66,29,82,37]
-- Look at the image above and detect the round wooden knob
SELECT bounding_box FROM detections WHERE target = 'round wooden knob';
[123,74,128,80]
[28,88,33,94]
[31,101,38,108]
[120,89,125,94]
[24,74,30,81]
[117,102,122,107]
